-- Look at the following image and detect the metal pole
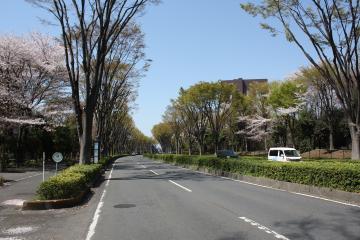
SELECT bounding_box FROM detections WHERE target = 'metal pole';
[42,152,45,182]
[55,162,58,176]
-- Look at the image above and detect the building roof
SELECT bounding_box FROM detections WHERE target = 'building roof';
[221,78,268,95]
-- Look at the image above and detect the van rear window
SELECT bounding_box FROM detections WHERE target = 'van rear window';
[269,150,278,156]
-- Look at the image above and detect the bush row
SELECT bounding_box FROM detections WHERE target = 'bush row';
[144,154,360,193]
[37,154,129,200]
[37,164,103,200]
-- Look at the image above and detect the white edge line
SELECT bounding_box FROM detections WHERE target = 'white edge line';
[192,171,360,208]
[85,162,115,240]
[149,170,159,175]
[238,217,290,240]
[168,180,192,192]
[14,173,43,182]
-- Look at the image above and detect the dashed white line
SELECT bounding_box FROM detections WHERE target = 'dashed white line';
[238,217,289,240]
[140,165,146,169]
[85,162,115,240]
[149,170,159,175]
[168,180,192,192]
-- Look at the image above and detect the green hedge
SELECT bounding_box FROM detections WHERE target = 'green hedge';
[36,154,129,200]
[37,164,102,200]
[144,154,360,193]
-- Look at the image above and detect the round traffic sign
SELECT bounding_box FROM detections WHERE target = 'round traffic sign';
[52,152,63,163]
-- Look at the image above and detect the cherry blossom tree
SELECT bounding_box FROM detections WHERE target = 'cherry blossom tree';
[0,32,67,125]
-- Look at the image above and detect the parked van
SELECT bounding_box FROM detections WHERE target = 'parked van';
[268,147,301,161]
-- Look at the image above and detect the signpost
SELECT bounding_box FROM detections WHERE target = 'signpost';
[52,152,63,175]
[42,152,45,182]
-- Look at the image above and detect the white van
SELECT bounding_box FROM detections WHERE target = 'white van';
[268,147,301,162]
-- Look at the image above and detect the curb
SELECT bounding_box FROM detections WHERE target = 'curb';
[22,188,89,210]
[172,163,360,206]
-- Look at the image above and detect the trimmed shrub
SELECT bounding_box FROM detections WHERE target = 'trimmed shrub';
[144,154,360,193]
[37,164,102,200]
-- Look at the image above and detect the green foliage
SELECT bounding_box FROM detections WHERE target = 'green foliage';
[37,164,102,200]
[152,122,173,153]
[145,154,360,193]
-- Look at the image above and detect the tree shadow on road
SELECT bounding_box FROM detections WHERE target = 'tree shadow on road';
[107,170,226,182]
[273,208,360,240]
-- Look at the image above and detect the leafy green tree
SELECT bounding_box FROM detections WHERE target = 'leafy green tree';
[152,122,173,153]
[188,82,242,153]
[268,80,307,148]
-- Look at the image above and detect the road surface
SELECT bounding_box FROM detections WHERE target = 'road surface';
[86,155,360,240]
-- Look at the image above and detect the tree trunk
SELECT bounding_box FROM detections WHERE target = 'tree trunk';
[264,137,267,151]
[15,126,24,167]
[349,123,360,160]
[79,111,94,164]
[329,125,334,151]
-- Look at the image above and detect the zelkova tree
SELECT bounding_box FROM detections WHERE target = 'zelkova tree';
[191,82,242,153]
[177,87,208,155]
[152,122,173,153]
[241,1,360,159]
[28,0,156,164]
[95,23,148,156]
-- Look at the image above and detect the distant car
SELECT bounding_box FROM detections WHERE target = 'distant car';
[216,150,238,159]
[268,147,301,161]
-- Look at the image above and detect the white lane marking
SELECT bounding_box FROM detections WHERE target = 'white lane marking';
[220,176,287,192]
[238,217,289,240]
[168,180,192,192]
[219,176,360,208]
[140,165,146,169]
[3,226,38,235]
[1,199,26,206]
[0,237,23,240]
[290,192,360,208]
[13,173,43,182]
[85,162,115,240]
[149,170,159,175]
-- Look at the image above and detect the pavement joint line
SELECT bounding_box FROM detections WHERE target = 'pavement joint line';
[168,180,192,192]
[85,162,116,240]
[238,217,290,240]
[149,170,159,175]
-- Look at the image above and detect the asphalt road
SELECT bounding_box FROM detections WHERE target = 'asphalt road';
[87,156,360,240]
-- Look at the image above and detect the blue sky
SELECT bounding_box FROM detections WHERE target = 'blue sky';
[0,0,310,137]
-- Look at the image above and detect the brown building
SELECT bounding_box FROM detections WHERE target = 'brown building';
[221,78,268,95]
